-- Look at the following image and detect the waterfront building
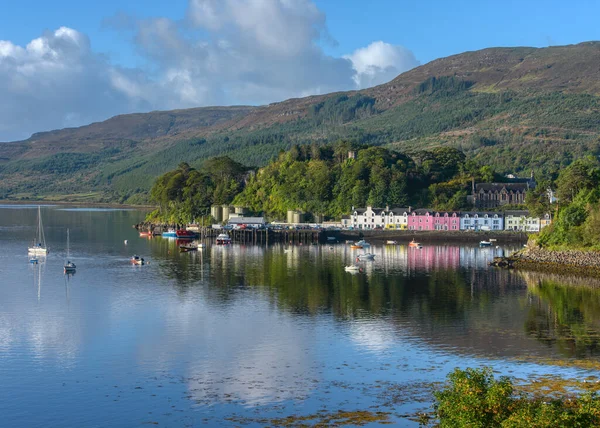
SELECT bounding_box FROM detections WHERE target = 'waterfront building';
[227,217,266,228]
[504,210,541,232]
[350,206,410,229]
[407,209,435,231]
[460,212,504,231]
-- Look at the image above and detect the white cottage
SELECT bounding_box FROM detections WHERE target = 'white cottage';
[350,206,410,230]
[504,211,541,232]
[460,212,504,231]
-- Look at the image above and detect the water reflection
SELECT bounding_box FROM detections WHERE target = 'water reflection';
[521,272,600,358]
[3,206,600,426]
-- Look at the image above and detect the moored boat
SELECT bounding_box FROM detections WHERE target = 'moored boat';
[179,242,199,252]
[162,228,177,237]
[131,255,145,265]
[350,244,363,249]
[408,239,422,249]
[28,206,48,256]
[386,240,398,245]
[355,239,370,248]
[216,233,232,245]
[63,228,76,273]
[479,240,492,247]
[176,229,199,239]
[344,265,361,272]
[139,231,152,237]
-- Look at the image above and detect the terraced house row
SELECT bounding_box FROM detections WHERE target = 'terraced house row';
[343,206,551,232]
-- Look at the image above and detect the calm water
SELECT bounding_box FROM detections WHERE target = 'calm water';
[1,205,600,427]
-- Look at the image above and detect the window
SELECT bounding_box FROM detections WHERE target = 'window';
[419,219,422,223]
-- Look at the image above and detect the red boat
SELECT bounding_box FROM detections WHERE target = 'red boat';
[139,231,152,237]
[175,229,199,239]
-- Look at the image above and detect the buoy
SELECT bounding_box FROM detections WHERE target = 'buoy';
[124,240,128,245]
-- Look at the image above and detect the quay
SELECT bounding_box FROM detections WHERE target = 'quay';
[135,223,323,244]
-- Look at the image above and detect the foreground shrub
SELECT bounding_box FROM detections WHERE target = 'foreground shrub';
[434,367,600,427]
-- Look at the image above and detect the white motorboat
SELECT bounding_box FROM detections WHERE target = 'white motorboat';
[28,206,48,255]
[386,240,398,245]
[216,233,232,245]
[344,265,361,272]
[480,241,492,247]
[357,253,375,261]
[355,239,370,248]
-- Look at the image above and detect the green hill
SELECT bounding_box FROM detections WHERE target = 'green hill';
[3,42,600,203]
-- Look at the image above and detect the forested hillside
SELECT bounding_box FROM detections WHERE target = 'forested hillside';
[3,42,600,203]
[148,143,503,223]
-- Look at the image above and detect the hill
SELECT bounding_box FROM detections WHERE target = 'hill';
[2,42,600,203]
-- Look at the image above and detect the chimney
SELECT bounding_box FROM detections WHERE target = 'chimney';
[408,206,412,213]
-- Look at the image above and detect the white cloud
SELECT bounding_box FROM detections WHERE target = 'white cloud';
[344,41,420,88]
[0,0,419,141]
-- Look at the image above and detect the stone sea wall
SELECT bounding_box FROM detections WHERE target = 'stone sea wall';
[509,247,600,277]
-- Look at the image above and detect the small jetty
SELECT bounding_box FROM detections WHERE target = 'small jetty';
[135,223,324,245]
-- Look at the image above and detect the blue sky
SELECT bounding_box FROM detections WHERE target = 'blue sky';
[1,0,599,141]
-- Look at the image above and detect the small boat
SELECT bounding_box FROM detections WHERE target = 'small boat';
[131,255,145,265]
[357,253,375,261]
[480,241,492,247]
[409,239,422,249]
[344,265,361,272]
[29,258,38,264]
[355,239,370,248]
[139,231,152,237]
[162,228,177,238]
[386,240,398,245]
[28,206,48,256]
[327,237,337,242]
[350,244,363,249]
[63,228,76,273]
[176,229,199,239]
[216,233,232,245]
[179,243,199,252]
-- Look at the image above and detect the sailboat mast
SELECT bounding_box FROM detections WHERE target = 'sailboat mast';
[66,228,70,261]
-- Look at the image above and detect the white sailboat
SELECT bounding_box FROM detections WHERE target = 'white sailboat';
[64,228,76,273]
[28,206,48,256]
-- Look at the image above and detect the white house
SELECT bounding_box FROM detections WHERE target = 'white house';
[350,206,410,229]
[504,211,540,232]
[460,212,504,231]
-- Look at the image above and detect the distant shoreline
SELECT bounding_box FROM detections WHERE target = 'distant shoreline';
[0,200,155,210]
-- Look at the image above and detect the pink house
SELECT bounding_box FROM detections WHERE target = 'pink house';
[432,211,460,231]
[408,209,435,230]
[408,210,460,231]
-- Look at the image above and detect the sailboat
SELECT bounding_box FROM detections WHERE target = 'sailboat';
[28,206,48,256]
[64,228,76,273]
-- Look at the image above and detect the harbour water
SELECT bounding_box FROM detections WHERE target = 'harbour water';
[1,205,599,427]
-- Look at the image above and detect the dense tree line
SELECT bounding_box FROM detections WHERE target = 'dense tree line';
[536,156,600,249]
[149,142,499,221]
[147,157,248,224]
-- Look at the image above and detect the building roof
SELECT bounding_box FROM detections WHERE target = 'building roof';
[504,210,530,217]
[228,217,265,224]
[476,183,528,192]
[352,208,367,214]
[390,208,410,215]
[461,211,502,217]
[411,208,435,215]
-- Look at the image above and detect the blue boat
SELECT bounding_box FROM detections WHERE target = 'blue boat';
[162,228,177,238]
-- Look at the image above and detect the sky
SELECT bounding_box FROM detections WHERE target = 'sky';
[1,0,600,141]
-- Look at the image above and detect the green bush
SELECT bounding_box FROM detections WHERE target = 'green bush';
[434,368,600,427]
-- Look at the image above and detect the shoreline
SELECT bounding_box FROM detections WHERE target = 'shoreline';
[337,229,528,244]
[0,200,155,210]
[493,247,600,278]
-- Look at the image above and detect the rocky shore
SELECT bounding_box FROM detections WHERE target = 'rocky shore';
[491,247,600,277]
